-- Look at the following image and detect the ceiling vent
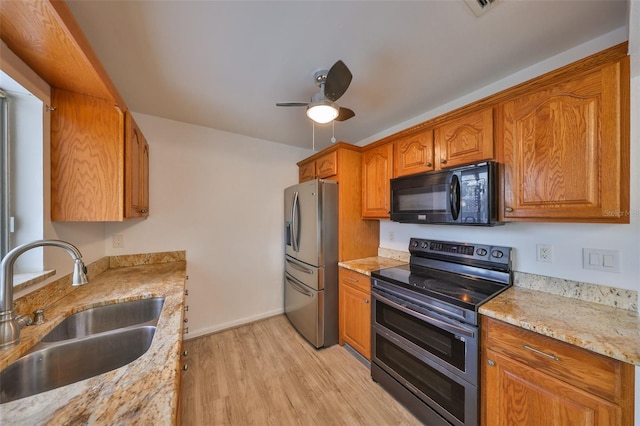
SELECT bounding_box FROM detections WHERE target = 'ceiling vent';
[464,0,500,17]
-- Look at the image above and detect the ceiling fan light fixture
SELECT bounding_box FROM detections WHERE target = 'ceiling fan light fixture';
[306,101,339,124]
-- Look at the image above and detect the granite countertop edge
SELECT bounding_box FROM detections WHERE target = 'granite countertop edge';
[0,252,187,425]
[480,286,640,367]
[338,256,408,276]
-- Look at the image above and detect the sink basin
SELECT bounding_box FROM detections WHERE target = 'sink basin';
[41,297,165,342]
[0,326,157,404]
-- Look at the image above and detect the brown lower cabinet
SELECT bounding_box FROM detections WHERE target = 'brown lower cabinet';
[482,316,634,425]
[338,267,371,360]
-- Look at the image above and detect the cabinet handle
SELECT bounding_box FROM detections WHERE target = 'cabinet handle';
[523,344,559,361]
[364,299,369,304]
[346,277,359,282]
[425,162,432,167]
[505,207,513,212]
[440,159,447,164]
[487,359,495,367]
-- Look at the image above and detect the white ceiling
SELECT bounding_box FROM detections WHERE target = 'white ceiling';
[66,0,628,151]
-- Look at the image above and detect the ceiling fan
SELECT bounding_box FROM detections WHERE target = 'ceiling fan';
[276,60,355,124]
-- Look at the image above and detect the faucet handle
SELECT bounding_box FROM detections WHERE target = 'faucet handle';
[33,309,46,325]
[14,314,33,328]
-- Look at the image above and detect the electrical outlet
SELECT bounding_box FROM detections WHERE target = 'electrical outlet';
[536,244,552,263]
[112,234,124,249]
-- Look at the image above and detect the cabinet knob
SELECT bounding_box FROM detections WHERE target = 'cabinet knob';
[364,299,369,304]
[182,364,189,371]
[425,162,432,167]
[182,350,188,357]
[184,317,189,323]
[505,207,514,212]
[140,208,148,214]
[185,289,189,296]
[440,159,447,164]
[487,359,495,366]
[183,326,189,334]
[185,305,189,312]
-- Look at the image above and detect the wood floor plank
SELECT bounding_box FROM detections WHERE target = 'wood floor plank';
[180,315,422,425]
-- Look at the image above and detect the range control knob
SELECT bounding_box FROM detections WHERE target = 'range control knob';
[421,241,428,248]
[476,248,488,256]
[412,240,419,248]
[491,250,504,259]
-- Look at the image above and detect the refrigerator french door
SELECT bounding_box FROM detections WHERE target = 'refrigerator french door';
[284,179,338,348]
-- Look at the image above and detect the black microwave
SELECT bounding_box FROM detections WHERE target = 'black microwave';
[389,161,500,226]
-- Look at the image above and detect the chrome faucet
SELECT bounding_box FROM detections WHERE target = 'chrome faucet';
[0,239,89,349]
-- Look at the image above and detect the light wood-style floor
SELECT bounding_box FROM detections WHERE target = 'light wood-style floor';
[180,315,422,425]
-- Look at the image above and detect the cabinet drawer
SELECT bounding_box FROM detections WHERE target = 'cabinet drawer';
[339,268,370,293]
[484,317,626,403]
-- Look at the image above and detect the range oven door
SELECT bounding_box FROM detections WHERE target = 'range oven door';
[371,289,478,426]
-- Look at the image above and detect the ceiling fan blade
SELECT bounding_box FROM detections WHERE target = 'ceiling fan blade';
[324,60,352,102]
[335,107,355,121]
[276,102,309,107]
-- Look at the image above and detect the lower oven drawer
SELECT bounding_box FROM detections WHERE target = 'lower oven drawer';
[372,328,477,426]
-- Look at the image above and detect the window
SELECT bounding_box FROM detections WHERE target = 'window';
[0,70,45,273]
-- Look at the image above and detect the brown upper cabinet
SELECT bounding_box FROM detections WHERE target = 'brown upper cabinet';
[299,150,337,182]
[1,0,151,221]
[499,55,630,223]
[51,89,149,221]
[361,143,394,218]
[125,114,150,219]
[360,43,629,224]
[393,130,435,177]
[297,143,379,261]
[434,108,494,169]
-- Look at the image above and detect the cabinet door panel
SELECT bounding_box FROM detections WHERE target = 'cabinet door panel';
[501,61,628,222]
[362,143,393,218]
[484,349,620,426]
[299,162,315,182]
[394,131,434,177]
[435,108,493,168]
[316,151,338,179]
[339,283,371,359]
[51,89,125,221]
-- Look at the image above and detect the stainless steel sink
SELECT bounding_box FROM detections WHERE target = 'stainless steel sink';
[41,297,165,342]
[0,297,166,404]
[0,326,157,404]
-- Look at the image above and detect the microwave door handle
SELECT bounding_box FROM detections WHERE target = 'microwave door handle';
[291,191,299,252]
[450,174,461,221]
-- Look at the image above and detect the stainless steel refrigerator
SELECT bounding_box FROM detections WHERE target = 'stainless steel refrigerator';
[284,179,338,348]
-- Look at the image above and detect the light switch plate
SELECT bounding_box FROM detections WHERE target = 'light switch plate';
[583,248,620,273]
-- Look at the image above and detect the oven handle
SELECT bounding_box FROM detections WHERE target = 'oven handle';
[373,291,476,339]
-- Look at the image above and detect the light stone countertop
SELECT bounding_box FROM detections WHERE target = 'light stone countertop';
[338,256,407,276]
[480,286,640,366]
[0,252,187,425]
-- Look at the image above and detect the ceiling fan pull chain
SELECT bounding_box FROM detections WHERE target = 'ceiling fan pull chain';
[331,121,336,144]
[312,121,315,152]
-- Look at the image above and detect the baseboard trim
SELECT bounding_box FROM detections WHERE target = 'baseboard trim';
[184,308,284,340]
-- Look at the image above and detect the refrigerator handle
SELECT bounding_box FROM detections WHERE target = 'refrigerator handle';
[291,191,300,252]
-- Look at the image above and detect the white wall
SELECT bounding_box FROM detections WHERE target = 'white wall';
[104,114,311,338]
